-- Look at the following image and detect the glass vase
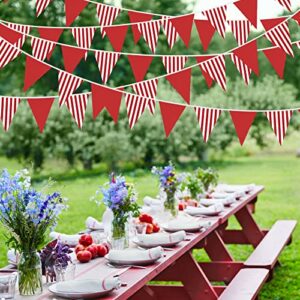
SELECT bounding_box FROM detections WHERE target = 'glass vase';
[110,218,128,250]
[18,251,43,296]
[164,192,178,219]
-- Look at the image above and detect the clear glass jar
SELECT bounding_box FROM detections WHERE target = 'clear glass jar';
[164,191,178,219]
[110,218,129,250]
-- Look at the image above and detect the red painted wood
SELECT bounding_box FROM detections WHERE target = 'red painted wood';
[214,286,226,296]
[218,229,268,244]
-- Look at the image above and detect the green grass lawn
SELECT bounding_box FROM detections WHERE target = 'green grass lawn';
[0,152,299,299]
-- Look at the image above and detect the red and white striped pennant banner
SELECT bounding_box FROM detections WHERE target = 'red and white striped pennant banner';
[6,23,30,49]
[161,16,178,49]
[58,71,82,106]
[137,20,161,53]
[71,27,96,59]
[296,41,300,48]
[31,36,54,61]
[131,79,158,114]
[227,20,250,46]
[265,110,293,144]
[276,0,291,11]
[162,56,188,74]
[125,93,149,128]
[230,53,252,85]
[200,55,226,90]
[203,5,227,38]
[65,93,89,128]
[0,38,20,68]
[194,107,222,142]
[96,3,120,37]
[36,0,52,17]
[0,97,20,131]
[94,51,120,84]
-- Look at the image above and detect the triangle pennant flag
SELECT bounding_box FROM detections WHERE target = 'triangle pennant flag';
[166,68,191,104]
[103,25,128,52]
[200,55,226,90]
[0,23,24,45]
[230,111,257,145]
[65,93,88,128]
[293,11,300,25]
[38,27,63,60]
[71,27,96,59]
[31,37,54,61]
[261,18,293,56]
[263,47,286,78]
[36,0,52,17]
[231,54,252,85]
[162,16,178,49]
[91,84,123,123]
[58,71,82,106]
[61,44,86,73]
[125,94,149,128]
[276,0,291,11]
[0,97,20,131]
[95,51,120,84]
[265,110,293,144]
[227,20,251,46]
[196,56,214,88]
[170,14,194,47]
[27,97,54,132]
[6,23,30,49]
[128,11,153,44]
[203,6,227,38]
[162,56,187,74]
[234,0,257,28]
[97,3,120,36]
[137,20,161,53]
[159,102,185,137]
[65,0,88,26]
[0,38,21,69]
[194,20,216,52]
[194,107,222,142]
[23,56,51,91]
[128,55,153,82]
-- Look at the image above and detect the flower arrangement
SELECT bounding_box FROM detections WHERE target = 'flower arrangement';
[179,173,204,200]
[195,168,219,192]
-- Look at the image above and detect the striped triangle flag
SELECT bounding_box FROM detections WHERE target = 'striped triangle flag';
[231,53,252,85]
[131,79,158,114]
[162,56,187,74]
[58,71,82,106]
[36,0,52,17]
[94,51,120,84]
[31,36,54,61]
[125,93,149,128]
[96,3,120,37]
[227,20,251,46]
[161,16,178,49]
[65,93,88,128]
[200,55,226,90]
[71,27,96,59]
[194,107,222,142]
[0,97,20,131]
[0,38,20,68]
[265,110,293,144]
[137,20,161,53]
[6,23,30,49]
[275,0,291,11]
[203,5,227,38]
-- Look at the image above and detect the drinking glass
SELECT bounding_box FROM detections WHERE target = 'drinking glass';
[0,272,17,299]
[54,262,76,282]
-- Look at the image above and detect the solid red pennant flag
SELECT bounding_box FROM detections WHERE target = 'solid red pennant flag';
[0,23,23,45]
[65,93,88,128]
[61,45,86,73]
[200,55,226,91]
[0,97,20,131]
[234,0,257,28]
[103,25,128,52]
[227,20,250,46]
[261,18,293,56]
[65,0,88,26]
[97,3,120,36]
[230,111,257,145]
[263,47,286,78]
[58,71,82,106]
[231,54,252,85]
[128,55,153,82]
[233,40,259,75]
[196,56,214,88]
[31,37,54,61]
[137,20,161,53]
[194,20,216,52]
[36,0,52,17]
[6,23,30,49]
[125,94,149,128]
[293,11,300,25]
[0,38,20,69]
[160,102,185,137]
[27,97,54,132]
[95,51,120,84]
[166,68,191,104]
[128,11,153,44]
[194,107,222,142]
[162,56,187,74]
[265,110,293,144]
[91,84,123,123]
[23,56,51,91]
[203,6,227,38]
[170,14,194,48]
[71,27,96,59]
[38,27,63,59]
[162,16,178,49]
[276,0,291,11]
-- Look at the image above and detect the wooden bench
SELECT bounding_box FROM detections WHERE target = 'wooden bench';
[245,220,297,270]
[219,268,269,300]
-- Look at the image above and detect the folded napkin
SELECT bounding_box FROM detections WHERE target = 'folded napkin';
[164,217,211,231]
[143,196,163,207]
[55,278,120,293]
[200,197,235,207]
[185,203,224,216]
[137,231,186,245]
[50,232,81,246]
[211,192,228,199]
[85,217,104,230]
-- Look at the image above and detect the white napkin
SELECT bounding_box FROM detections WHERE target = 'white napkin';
[185,203,224,216]
[85,217,104,230]
[143,196,162,207]
[50,232,81,246]
[7,249,19,265]
[211,192,228,199]
[200,197,235,207]
[164,217,211,231]
[137,231,186,245]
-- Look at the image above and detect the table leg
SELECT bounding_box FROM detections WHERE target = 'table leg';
[247,196,257,214]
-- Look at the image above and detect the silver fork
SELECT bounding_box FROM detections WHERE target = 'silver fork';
[106,262,147,270]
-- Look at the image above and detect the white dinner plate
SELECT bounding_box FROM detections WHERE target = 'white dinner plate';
[161,222,202,233]
[104,254,159,266]
[132,237,181,249]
